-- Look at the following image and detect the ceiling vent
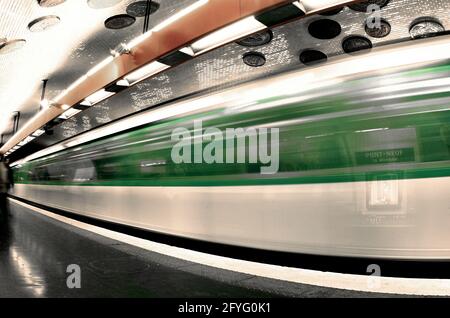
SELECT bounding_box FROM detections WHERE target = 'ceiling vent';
[28,15,61,32]
[37,0,66,7]
[126,1,160,17]
[0,39,26,55]
[105,14,136,29]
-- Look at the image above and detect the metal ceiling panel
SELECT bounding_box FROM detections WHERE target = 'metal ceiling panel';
[0,0,198,135]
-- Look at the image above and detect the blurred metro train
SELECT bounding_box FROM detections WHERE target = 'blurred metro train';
[10,39,450,259]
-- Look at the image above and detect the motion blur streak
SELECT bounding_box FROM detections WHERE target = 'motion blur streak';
[10,36,450,259]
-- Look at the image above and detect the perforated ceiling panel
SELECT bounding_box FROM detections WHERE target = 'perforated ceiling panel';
[0,0,197,136]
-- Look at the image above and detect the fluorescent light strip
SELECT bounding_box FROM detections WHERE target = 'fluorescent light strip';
[122,61,170,86]
[293,1,306,12]
[13,94,225,165]
[188,16,266,55]
[300,0,346,13]
[179,47,195,57]
[80,100,93,107]
[82,89,115,106]
[152,0,209,32]
[58,108,82,120]
[116,79,130,87]
[32,129,45,137]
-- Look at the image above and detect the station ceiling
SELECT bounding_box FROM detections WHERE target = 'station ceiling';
[0,0,198,137]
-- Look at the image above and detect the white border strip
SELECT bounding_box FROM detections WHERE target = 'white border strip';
[9,198,450,296]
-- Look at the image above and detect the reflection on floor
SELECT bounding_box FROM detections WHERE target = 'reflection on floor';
[0,199,382,298]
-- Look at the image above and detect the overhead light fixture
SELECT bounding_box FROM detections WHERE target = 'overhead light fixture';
[188,16,266,55]
[79,100,93,107]
[32,129,45,137]
[58,108,82,120]
[23,136,35,144]
[152,0,209,32]
[82,89,115,106]
[300,0,344,13]
[179,47,195,56]
[116,79,130,87]
[122,61,170,85]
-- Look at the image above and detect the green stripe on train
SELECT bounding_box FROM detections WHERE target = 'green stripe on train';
[13,61,450,187]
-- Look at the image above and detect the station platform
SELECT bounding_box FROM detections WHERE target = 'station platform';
[0,198,386,298]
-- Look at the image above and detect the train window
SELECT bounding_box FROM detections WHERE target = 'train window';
[73,160,97,182]
[31,166,50,182]
[73,167,97,182]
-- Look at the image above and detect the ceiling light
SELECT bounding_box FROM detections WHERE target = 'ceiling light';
[58,108,82,120]
[23,136,35,144]
[79,100,93,107]
[153,0,209,32]
[179,47,195,56]
[123,61,170,85]
[300,0,344,13]
[31,129,45,137]
[116,79,130,87]
[83,89,115,106]
[188,16,266,55]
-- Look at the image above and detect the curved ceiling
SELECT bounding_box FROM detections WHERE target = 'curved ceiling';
[0,0,197,136]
